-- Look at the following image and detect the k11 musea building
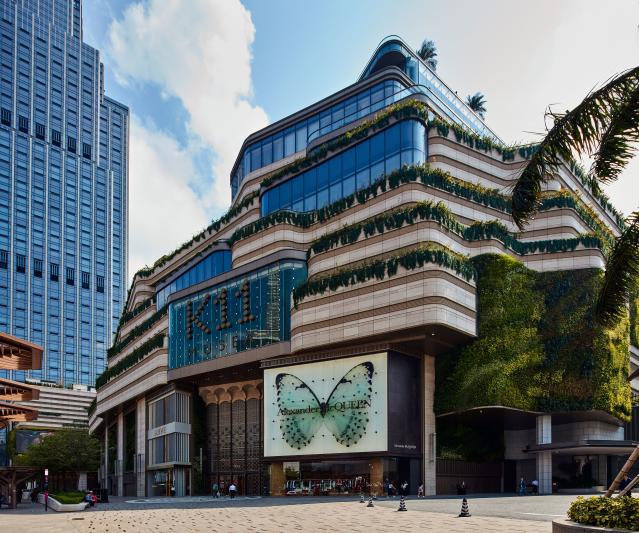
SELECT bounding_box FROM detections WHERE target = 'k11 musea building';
[90,36,639,498]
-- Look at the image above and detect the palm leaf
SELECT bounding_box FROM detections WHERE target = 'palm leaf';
[511,67,639,229]
[590,85,639,183]
[596,211,639,327]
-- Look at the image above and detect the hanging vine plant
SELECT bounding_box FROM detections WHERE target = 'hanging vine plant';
[293,244,475,307]
[108,305,168,360]
[96,333,165,389]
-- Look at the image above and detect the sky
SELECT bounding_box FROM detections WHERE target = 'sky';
[81,0,639,278]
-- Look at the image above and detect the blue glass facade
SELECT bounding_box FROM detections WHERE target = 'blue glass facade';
[231,79,410,199]
[156,249,232,309]
[168,261,306,369]
[261,120,426,216]
[0,0,128,386]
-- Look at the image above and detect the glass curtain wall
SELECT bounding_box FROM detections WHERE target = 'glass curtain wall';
[261,120,426,216]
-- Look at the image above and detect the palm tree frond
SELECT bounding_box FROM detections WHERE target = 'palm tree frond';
[512,66,639,229]
[596,211,639,327]
[466,92,487,118]
[590,86,639,184]
[417,39,438,70]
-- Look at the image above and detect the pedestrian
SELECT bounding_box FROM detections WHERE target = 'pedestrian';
[417,482,424,498]
[44,489,49,511]
[531,479,539,495]
[229,482,237,499]
[519,477,527,496]
[620,474,633,496]
[401,481,408,496]
[212,481,219,498]
[388,482,395,498]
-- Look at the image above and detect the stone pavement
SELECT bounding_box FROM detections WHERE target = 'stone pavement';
[0,500,552,532]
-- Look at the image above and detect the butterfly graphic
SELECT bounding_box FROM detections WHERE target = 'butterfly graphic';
[275,362,374,450]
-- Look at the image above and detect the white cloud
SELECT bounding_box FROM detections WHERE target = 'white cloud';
[128,116,210,275]
[108,0,268,201]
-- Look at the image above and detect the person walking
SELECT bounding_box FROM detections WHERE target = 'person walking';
[417,482,424,498]
[620,474,633,496]
[519,477,527,496]
[212,482,219,498]
[400,481,408,496]
[229,482,237,499]
[44,489,49,511]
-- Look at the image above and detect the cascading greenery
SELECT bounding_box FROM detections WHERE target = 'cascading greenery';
[114,295,156,340]
[630,287,639,347]
[134,191,259,280]
[307,200,604,259]
[230,164,615,250]
[95,333,165,389]
[435,254,631,421]
[292,244,475,307]
[107,306,168,360]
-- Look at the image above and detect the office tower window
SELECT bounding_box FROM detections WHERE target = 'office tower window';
[35,123,46,140]
[50,263,59,282]
[33,259,43,278]
[82,142,92,159]
[66,267,75,286]
[67,136,77,153]
[1,108,11,126]
[82,271,90,289]
[0,250,7,269]
[96,275,105,294]
[16,254,26,273]
[51,129,61,147]
[18,116,29,133]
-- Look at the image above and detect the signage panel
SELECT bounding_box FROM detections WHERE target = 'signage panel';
[264,353,388,457]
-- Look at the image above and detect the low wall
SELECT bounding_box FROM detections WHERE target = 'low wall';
[552,519,635,533]
[37,493,88,512]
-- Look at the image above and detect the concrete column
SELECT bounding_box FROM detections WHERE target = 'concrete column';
[369,457,384,497]
[136,397,146,497]
[270,463,285,496]
[423,355,437,496]
[77,472,87,491]
[117,410,124,496]
[103,425,109,490]
[536,414,552,494]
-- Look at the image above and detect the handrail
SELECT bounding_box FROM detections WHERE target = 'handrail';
[358,35,501,142]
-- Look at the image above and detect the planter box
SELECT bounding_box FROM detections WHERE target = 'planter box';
[552,519,636,533]
[37,493,88,512]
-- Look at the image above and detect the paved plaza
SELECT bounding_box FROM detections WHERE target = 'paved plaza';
[0,493,591,532]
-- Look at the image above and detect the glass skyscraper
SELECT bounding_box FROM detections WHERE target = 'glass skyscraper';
[0,0,128,386]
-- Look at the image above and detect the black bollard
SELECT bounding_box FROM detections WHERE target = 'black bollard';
[367,496,374,508]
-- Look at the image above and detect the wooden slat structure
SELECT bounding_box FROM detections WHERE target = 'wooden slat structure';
[0,401,37,424]
[0,332,43,370]
[0,378,40,402]
[0,466,38,509]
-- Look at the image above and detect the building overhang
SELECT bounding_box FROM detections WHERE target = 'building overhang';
[0,378,40,401]
[524,440,638,455]
[0,332,43,371]
[436,405,625,431]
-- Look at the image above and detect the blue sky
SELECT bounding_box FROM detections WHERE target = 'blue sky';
[81,0,639,276]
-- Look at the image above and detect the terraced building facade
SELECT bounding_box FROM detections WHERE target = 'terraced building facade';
[90,36,638,498]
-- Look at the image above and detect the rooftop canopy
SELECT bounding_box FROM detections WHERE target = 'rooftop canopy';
[0,332,43,371]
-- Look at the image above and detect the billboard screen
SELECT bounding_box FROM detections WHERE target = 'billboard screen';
[264,353,388,457]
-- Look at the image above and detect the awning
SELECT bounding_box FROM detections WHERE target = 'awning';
[0,332,43,370]
[0,378,40,401]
